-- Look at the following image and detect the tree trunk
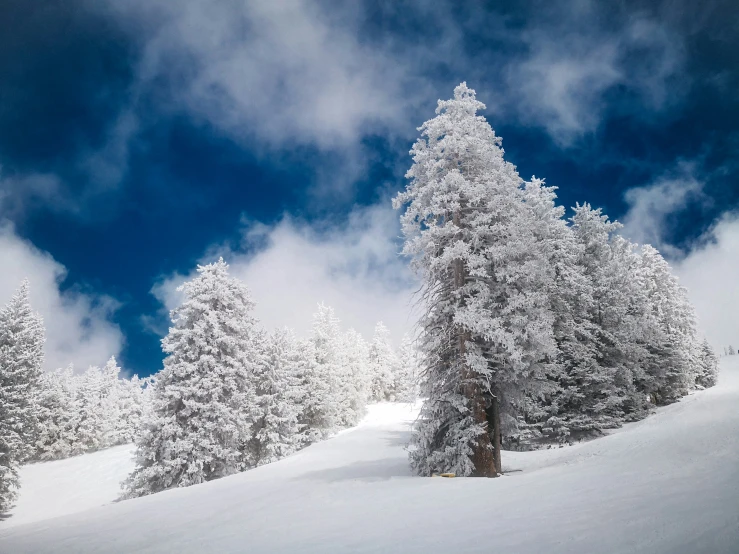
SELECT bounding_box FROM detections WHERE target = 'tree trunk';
[491,393,502,475]
[453,210,496,478]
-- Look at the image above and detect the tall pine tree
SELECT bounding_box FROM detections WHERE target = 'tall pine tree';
[394,83,555,477]
[0,280,45,512]
[124,259,260,498]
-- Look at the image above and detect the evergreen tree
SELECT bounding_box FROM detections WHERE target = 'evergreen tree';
[394,334,419,402]
[696,338,719,388]
[112,373,151,446]
[246,328,305,466]
[336,328,371,425]
[305,304,342,439]
[33,366,78,460]
[638,246,698,403]
[0,280,45,512]
[73,364,112,453]
[520,181,608,443]
[569,205,652,425]
[368,322,398,401]
[124,259,260,498]
[394,83,556,477]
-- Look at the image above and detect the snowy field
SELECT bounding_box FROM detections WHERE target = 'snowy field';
[2,358,738,553]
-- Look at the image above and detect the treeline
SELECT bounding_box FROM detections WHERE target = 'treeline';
[394,83,719,477]
[124,261,417,498]
[0,268,418,510]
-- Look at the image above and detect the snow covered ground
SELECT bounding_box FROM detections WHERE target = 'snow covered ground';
[2,358,738,553]
[5,444,135,528]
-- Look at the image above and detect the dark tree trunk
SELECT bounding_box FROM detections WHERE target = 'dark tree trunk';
[491,394,502,475]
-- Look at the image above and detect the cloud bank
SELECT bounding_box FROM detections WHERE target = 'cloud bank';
[674,214,739,351]
[0,222,123,371]
[152,202,418,344]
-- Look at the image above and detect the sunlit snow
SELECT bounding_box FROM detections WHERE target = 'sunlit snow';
[2,359,738,553]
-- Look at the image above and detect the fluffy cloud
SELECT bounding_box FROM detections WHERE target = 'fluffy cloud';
[105,0,412,150]
[505,7,684,144]
[673,214,739,351]
[98,0,687,156]
[152,202,418,344]
[0,222,123,371]
[621,165,704,255]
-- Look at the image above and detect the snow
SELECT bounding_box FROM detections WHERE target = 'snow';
[5,444,134,528]
[2,358,739,553]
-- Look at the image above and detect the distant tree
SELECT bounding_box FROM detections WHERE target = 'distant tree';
[124,259,260,498]
[368,322,398,401]
[33,366,78,461]
[695,338,719,388]
[729,345,736,356]
[638,245,698,403]
[305,304,343,439]
[246,328,306,466]
[0,280,45,512]
[336,328,371,425]
[394,334,419,402]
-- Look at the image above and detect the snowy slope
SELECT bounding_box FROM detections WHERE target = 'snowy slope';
[2,359,739,553]
[5,444,135,528]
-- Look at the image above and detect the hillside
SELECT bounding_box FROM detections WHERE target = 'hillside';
[1,359,738,553]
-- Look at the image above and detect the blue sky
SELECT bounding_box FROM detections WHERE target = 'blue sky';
[1,0,737,375]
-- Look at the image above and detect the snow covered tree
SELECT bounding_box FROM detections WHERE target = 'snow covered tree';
[336,328,371,425]
[394,334,419,402]
[729,345,736,356]
[33,358,151,461]
[304,303,342,439]
[0,280,45,511]
[124,259,260,498]
[33,366,79,461]
[394,83,556,477]
[368,322,398,401]
[568,204,654,424]
[246,328,306,466]
[518,181,609,443]
[696,338,719,388]
[638,245,699,403]
[111,373,151,446]
[73,363,114,453]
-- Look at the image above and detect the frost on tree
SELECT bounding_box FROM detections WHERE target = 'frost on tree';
[394,83,555,477]
[246,328,307,466]
[517,181,606,443]
[638,246,699,404]
[395,334,419,402]
[0,280,45,512]
[304,303,342,440]
[696,338,719,388]
[302,304,372,438]
[336,328,371,426]
[368,322,398,401]
[124,259,260,498]
[33,366,79,461]
[33,359,150,461]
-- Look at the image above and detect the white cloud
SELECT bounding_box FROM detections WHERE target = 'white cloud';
[0,222,123,371]
[620,167,737,350]
[505,7,685,144]
[152,202,418,344]
[673,213,739,350]
[621,165,704,255]
[106,0,411,151]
